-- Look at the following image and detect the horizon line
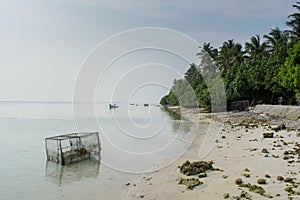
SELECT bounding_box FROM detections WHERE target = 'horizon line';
[0,100,159,104]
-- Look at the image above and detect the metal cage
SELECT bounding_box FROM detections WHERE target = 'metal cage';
[45,132,101,165]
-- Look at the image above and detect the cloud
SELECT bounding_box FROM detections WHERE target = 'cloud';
[0,0,297,101]
[3,0,296,21]
[48,0,296,20]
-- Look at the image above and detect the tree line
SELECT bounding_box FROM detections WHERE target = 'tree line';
[160,2,300,110]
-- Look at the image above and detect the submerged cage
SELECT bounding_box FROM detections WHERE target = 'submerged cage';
[45,159,100,186]
[45,132,101,165]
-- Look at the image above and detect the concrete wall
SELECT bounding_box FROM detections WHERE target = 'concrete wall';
[253,105,300,121]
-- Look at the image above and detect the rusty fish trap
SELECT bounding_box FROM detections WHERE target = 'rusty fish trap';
[45,132,101,165]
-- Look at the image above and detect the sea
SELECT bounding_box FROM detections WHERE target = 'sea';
[0,102,194,200]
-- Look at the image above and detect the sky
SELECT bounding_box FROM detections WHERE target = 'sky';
[0,0,297,103]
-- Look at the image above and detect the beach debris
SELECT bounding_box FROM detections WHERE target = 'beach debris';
[213,168,222,171]
[262,148,269,153]
[240,191,252,199]
[270,123,286,131]
[222,175,228,179]
[283,155,290,160]
[284,186,294,193]
[277,176,284,181]
[284,150,291,155]
[235,178,243,185]
[142,176,152,181]
[223,193,229,199]
[180,160,213,176]
[272,154,279,158]
[198,172,207,178]
[231,191,253,199]
[178,178,202,189]
[264,154,269,158]
[294,144,300,156]
[265,174,271,178]
[243,173,250,178]
[263,132,274,138]
[257,178,266,184]
[251,186,271,198]
[284,177,294,183]
[239,183,270,197]
[244,168,250,172]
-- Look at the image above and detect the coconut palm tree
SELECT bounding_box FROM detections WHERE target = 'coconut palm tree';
[217,39,244,74]
[263,27,290,60]
[245,35,268,59]
[287,1,300,39]
[197,42,218,60]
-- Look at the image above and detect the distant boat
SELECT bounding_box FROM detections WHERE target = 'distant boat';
[109,104,119,109]
[144,104,149,107]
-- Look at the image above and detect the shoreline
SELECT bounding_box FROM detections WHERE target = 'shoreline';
[124,106,300,199]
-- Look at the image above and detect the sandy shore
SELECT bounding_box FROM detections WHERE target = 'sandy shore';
[124,107,300,200]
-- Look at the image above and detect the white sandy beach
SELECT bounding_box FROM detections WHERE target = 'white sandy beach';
[124,107,300,200]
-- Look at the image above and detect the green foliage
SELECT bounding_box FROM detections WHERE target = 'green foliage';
[224,62,252,101]
[287,1,300,40]
[195,78,210,109]
[197,42,218,60]
[184,64,202,88]
[217,39,244,75]
[280,40,300,103]
[160,79,198,107]
[207,73,227,111]
[245,35,268,59]
[161,2,300,108]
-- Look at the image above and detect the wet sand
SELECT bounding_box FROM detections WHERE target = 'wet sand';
[124,107,300,199]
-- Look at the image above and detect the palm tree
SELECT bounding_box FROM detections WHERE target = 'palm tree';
[287,1,300,39]
[263,27,290,60]
[217,39,244,73]
[245,35,268,59]
[197,42,218,60]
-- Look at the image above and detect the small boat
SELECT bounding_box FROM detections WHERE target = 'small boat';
[144,104,149,107]
[109,104,119,109]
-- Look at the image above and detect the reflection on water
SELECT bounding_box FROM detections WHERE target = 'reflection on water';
[160,107,192,133]
[45,159,100,186]
[0,102,197,200]
[172,119,192,133]
[161,107,181,120]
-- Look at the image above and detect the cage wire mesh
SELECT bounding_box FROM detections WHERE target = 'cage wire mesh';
[45,132,101,165]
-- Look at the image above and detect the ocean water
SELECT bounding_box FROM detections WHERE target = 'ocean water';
[0,102,194,200]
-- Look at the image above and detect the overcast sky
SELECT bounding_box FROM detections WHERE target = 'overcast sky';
[0,0,297,103]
